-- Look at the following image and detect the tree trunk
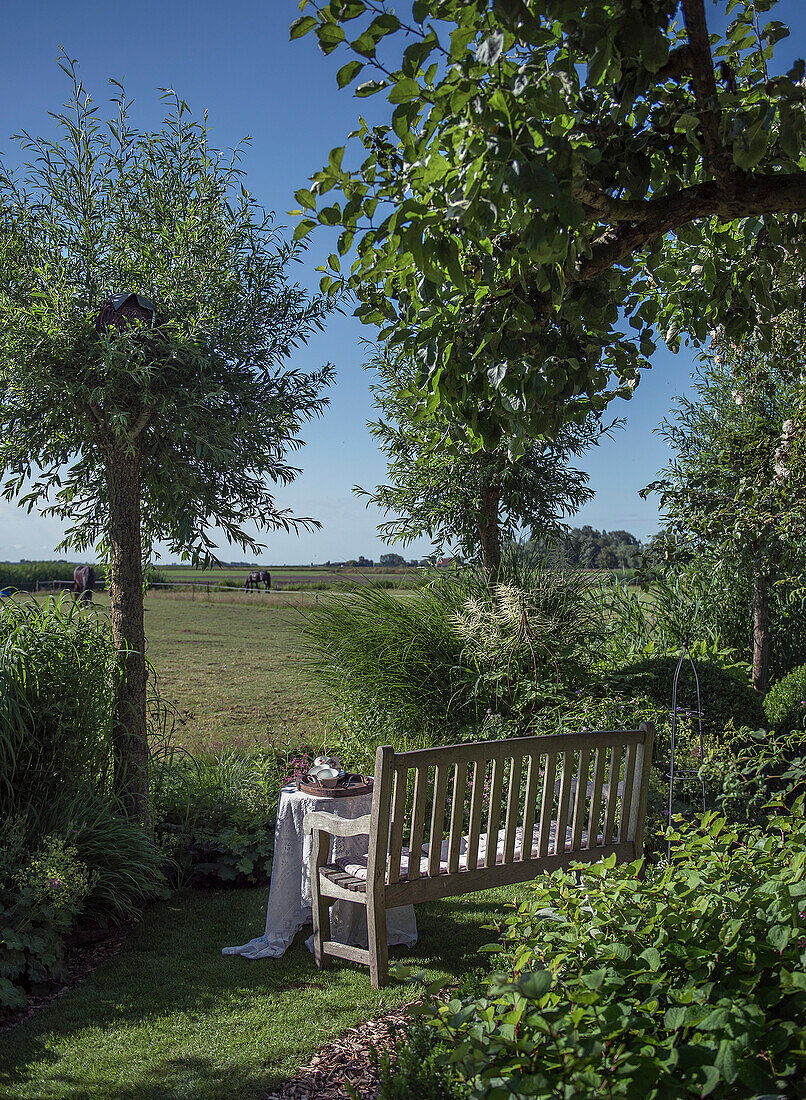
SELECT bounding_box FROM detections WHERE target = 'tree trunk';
[752,564,769,694]
[105,445,150,829]
[478,482,502,587]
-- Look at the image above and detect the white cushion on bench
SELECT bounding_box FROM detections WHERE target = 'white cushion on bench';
[336,821,594,881]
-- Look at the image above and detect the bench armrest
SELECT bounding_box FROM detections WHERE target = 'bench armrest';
[303,811,372,838]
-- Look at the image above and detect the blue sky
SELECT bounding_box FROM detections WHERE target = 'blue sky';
[0,1,802,564]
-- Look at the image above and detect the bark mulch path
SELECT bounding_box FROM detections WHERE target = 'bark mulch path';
[266,1002,414,1100]
[0,922,134,1034]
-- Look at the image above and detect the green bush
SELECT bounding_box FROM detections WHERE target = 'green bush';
[0,888,66,1009]
[717,727,806,824]
[406,805,806,1100]
[0,562,92,593]
[15,836,94,932]
[0,596,115,820]
[377,1022,469,1100]
[151,746,277,887]
[301,564,603,751]
[764,663,806,734]
[607,656,764,744]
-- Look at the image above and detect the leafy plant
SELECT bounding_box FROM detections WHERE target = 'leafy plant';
[0,889,66,1009]
[764,663,806,734]
[152,745,278,887]
[14,837,94,933]
[718,727,806,824]
[406,805,806,1099]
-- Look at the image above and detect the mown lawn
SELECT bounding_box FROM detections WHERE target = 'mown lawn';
[0,885,525,1100]
[87,592,330,756]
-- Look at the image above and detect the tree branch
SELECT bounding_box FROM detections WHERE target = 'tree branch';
[681,0,729,182]
[574,172,806,284]
[127,407,153,442]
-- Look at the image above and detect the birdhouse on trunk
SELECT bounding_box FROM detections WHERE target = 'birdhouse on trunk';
[95,292,157,334]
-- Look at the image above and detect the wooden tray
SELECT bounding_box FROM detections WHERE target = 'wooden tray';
[296,774,373,798]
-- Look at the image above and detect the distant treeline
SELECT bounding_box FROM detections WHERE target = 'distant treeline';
[0,562,85,591]
[523,527,642,570]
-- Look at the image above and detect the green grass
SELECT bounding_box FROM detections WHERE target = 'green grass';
[0,884,527,1100]
[142,594,330,755]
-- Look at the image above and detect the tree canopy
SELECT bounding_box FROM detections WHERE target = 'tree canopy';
[358,348,605,579]
[292,0,806,445]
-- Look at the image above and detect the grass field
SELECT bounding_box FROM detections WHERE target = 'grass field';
[144,593,331,755]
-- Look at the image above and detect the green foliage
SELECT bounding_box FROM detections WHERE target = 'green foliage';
[14,837,94,933]
[407,807,806,1099]
[608,656,764,745]
[597,570,749,674]
[40,797,168,923]
[764,663,806,734]
[291,1,806,445]
[151,746,277,887]
[718,728,806,824]
[0,888,66,1010]
[301,564,603,759]
[0,596,114,819]
[377,1022,469,1100]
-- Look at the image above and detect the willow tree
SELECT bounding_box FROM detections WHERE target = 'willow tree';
[292,0,806,444]
[0,64,334,826]
[359,350,606,583]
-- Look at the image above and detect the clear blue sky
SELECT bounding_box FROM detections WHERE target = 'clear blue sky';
[0,1,802,564]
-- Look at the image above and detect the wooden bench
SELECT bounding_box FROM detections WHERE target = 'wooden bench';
[303,723,654,987]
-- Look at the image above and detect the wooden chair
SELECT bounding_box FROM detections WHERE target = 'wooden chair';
[304,723,654,987]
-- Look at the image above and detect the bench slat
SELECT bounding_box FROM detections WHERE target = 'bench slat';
[619,741,637,843]
[387,767,407,884]
[553,751,574,855]
[603,744,623,845]
[537,751,558,857]
[390,729,646,770]
[466,758,486,871]
[520,753,540,860]
[407,764,428,880]
[503,753,522,863]
[447,760,468,875]
[586,746,606,850]
[485,756,505,868]
[428,762,450,878]
[571,748,590,850]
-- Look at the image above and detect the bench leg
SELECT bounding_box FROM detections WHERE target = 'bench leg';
[311,828,332,970]
[367,891,388,989]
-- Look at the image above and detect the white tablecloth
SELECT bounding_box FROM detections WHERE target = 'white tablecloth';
[222,784,418,959]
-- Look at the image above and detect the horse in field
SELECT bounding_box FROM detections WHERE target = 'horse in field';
[72,565,96,603]
[244,570,271,592]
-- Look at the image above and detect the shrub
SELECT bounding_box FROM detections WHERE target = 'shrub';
[15,836,94,932]
[39,797,169,922]
[151,746,277,887]
[0,596,114,820]
[0,888,66,1009]
[717,727,806,824]
[764,663,806,734]
[607,656,764,743]
[301,564,603,750]
[406,805,806,1100]
[377,1022,469,1100]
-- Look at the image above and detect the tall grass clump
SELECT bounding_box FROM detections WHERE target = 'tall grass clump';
[301,562,604,761]
[0,596,115,822]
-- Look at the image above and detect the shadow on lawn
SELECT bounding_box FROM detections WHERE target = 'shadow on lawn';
[0,889,519,1100]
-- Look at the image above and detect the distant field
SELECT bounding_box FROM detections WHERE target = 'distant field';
[151,565,423,590]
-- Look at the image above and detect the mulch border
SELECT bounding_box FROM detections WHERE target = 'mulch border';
[266,1002,415,1100]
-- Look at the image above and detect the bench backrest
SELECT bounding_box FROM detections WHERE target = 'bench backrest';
[367,724,655,900]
